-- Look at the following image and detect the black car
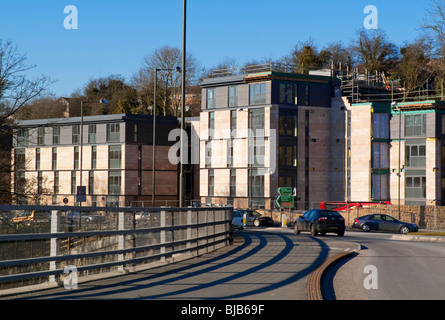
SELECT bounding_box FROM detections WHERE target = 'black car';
[352,214,418,234]
[294,209,345,237]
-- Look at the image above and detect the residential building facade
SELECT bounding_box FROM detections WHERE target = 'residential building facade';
[12,114,179,206]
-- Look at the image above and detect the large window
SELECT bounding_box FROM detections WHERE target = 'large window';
[208,169,214,196]
[208,112,215,139]
[373,113,389,139]
[74,146,79,170]
[72,125,80,144]
[405,114,426,137]
[207,88,215,109]
[405,144,426,168]
[107,123,120,142]
[88,125,96,143]
[372,143,389,169]
[109,145,122,169]
[52,147,57,170]
[406,176,426,199]
[230,169,236,197]
[228,86,238,107]
[53,127,60,145]
[279,83,298,104]
[249,169,265,197]
[37,128,45,145]
[108,170,121,195]
[250,83,266,105]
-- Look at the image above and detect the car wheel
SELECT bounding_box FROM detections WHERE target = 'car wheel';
[253,219,260,227]
[361,224,371,232]
[310,224,317,236]
[294,224,300,235]
[338,231,344,237]
[399,226,409,234]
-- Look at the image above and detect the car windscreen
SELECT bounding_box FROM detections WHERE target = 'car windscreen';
[319,210,342,217]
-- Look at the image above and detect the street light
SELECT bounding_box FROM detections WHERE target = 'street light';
[152,67,181,207]
[391,101,401,219]
[79,99,108,227]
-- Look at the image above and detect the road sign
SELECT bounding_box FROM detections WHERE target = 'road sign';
[277,187,292,195]
[77,186,86,202]
[274,194,294,208]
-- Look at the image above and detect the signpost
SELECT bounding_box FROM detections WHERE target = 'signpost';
[274,187,294,208]
[275,187,294,228]
[77,186,86,203]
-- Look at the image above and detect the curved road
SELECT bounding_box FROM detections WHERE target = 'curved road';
[4,228,357,300]
[323,231,445,300]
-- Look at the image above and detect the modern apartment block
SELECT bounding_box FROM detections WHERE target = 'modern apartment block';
[12,114,179,206]
[199,67,337,209]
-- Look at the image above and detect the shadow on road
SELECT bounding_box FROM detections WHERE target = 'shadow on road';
[12,229,331,300]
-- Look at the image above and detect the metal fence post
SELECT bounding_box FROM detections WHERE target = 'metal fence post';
[118,211,125,272]
[160,210,166,262]
[49,210,59,285]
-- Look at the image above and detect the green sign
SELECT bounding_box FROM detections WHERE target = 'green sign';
[277,187,292,195]
[275,194,294,208]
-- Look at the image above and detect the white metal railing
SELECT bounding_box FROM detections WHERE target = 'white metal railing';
[0,205,233,290]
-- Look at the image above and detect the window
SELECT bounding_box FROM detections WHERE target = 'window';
[208,169,214,196]
[373,113,389,139]
[109,145,122,169]
[250,83,266,105]
[279,114,297,136]
[37,171,43,195]
[71,171,76,194]
[207,88,215,109]
[52,147,57,170]
[208,112,215,139]
[53,127,60,145]
[279,146,297,167]
[405,114,426,136]
[74,146,79,170]
[230,110,237,133]
[17,129,28,147]
[230,169,236,197]
[205,141,212,168]
[405,144,426,167]
[88,171,94,195]
[108,170,121,195]
[406,176,426,199]
[134,123,138,142]
[372,174,389,200]
[372,143,389,169]
[88,125,96,143]
[228,86,238,107]
[107,123,120,142]
[92,146,97,169]
[36,148,40,170]
[279,83,296,104]
[249,169,265,197]
[37,128,45,145]
[72,125,80,144]
[54,171,59,194]
[227,139,233,167]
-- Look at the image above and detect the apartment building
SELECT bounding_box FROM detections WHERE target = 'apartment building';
[199,68,337,209]
[12,114,179,206]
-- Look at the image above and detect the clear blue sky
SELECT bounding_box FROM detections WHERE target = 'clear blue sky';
[0,0,431,97]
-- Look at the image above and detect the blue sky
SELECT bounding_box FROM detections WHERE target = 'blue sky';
[0,0,431,97]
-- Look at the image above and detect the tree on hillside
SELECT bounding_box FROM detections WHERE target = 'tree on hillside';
[351,29,399,74]
[132,45,202,117]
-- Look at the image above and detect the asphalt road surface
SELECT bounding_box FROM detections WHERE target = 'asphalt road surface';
[3,227,357,300]
[323,230,445,300]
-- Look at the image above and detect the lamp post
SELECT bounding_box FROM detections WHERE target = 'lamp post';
[179,0,187,208]
[79,99,108,227]
[392,101,401,219]
[152,67,181,207]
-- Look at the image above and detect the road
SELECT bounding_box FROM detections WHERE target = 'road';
[3,227,357,300]
[323,230,445,300]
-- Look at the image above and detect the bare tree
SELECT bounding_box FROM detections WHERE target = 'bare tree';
[0,39,54,122]
[132,45,202,117]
